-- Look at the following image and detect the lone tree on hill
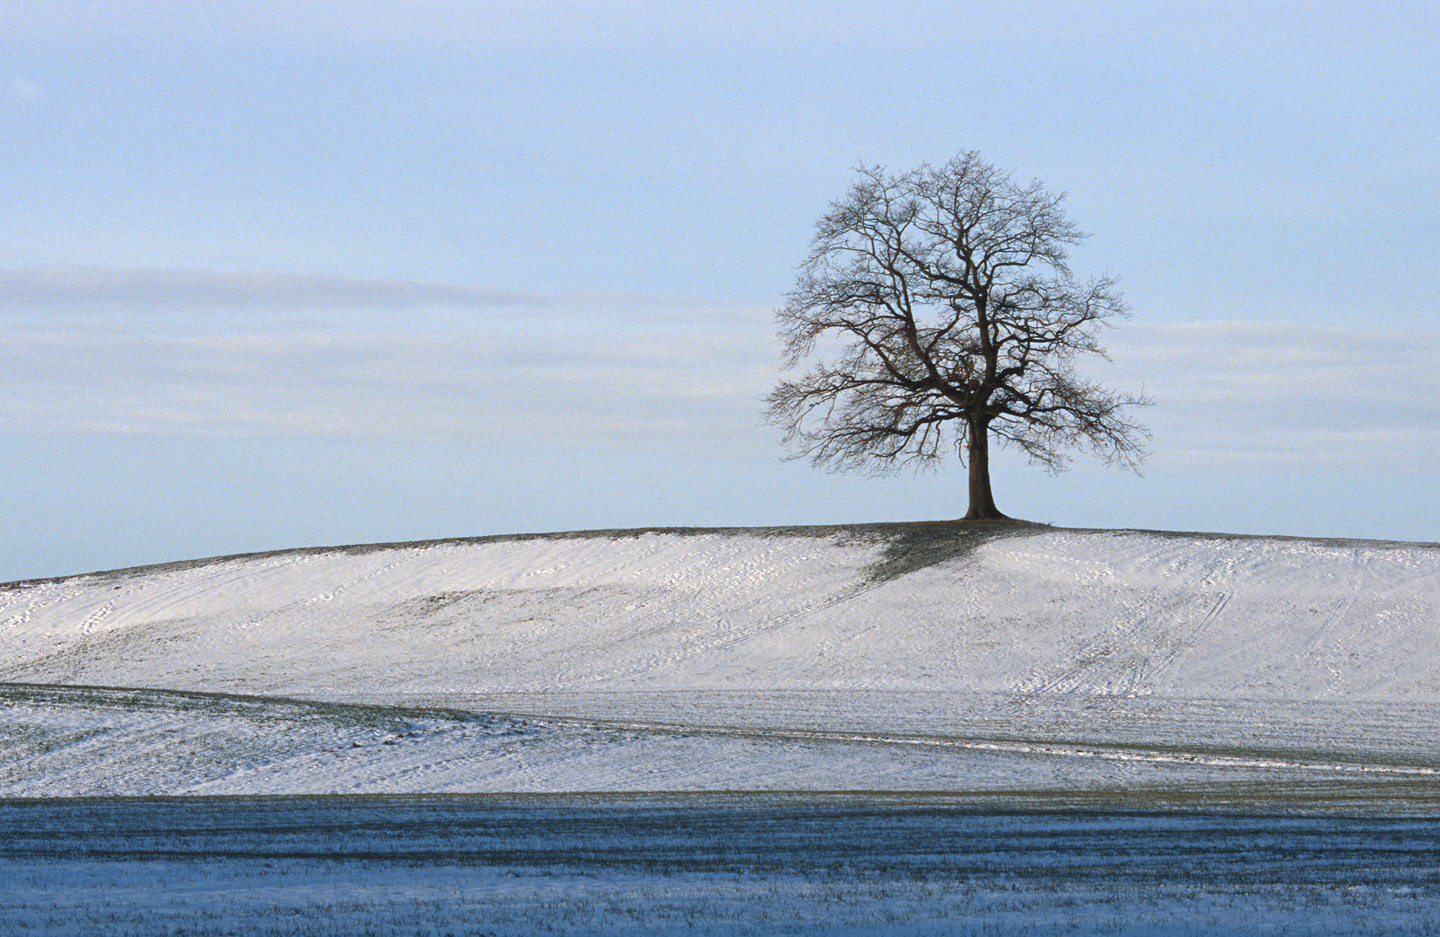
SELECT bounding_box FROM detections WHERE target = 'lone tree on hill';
[766,152,1149,520]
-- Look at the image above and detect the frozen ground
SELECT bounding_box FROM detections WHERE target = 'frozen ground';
[3,793,1439,937]
[2,523,1439,797]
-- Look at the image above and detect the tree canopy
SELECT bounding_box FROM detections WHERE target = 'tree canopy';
[766,151,1149,519]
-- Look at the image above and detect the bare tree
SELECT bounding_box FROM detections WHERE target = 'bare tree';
[766,152,1149,520]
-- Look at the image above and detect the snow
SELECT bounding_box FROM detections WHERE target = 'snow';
[4,524,1440,933]
[2,524,1439,796]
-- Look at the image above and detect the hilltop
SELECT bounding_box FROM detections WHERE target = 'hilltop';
[2,523,1438,799]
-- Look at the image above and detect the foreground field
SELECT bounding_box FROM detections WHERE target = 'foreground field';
[3,793,1439,937]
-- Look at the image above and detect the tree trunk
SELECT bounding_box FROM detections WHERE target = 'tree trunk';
[963,418,1007,520]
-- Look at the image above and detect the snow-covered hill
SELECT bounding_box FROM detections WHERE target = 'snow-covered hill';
[3,523,1439,797]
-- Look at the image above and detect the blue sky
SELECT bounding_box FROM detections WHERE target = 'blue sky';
[2,1,1437,581]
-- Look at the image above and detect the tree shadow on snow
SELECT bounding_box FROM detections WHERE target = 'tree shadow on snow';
[852,519,1052,585]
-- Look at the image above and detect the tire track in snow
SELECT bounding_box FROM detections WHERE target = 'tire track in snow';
[1140,591,1232,691]
[1019,588,1236,697]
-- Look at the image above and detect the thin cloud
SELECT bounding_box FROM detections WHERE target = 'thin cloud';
[0,310,774,451]
[2,314,1435,471]
[1106,321,1440,470]
[0,266,669,312]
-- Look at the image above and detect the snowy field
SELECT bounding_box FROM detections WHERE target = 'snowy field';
[2,522,1439,932]
[3,523,1439,796]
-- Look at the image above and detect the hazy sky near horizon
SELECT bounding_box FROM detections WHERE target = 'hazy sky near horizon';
[2,1,1437,581]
